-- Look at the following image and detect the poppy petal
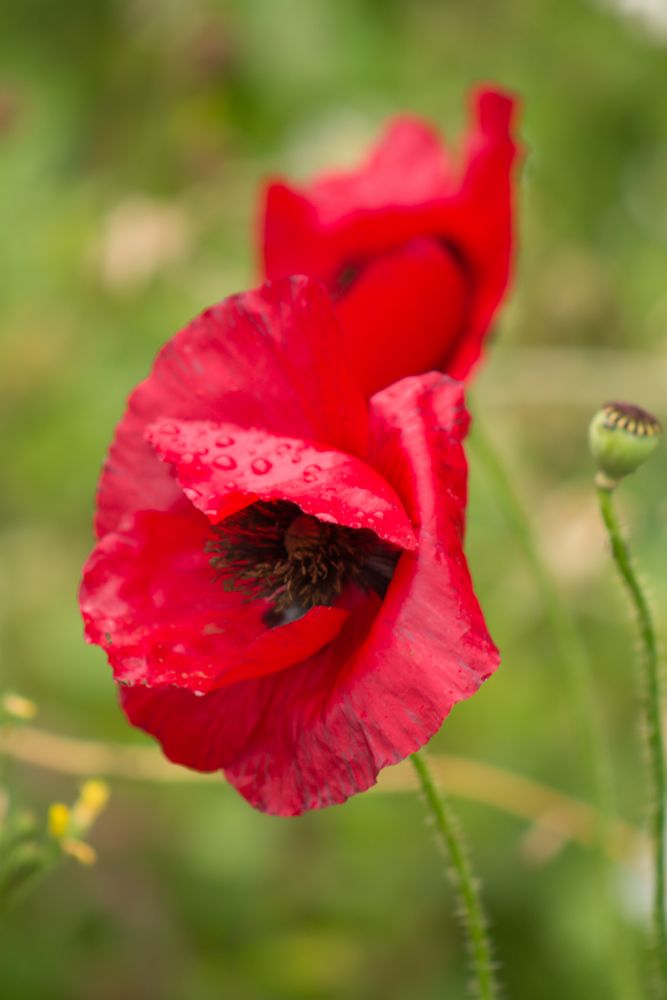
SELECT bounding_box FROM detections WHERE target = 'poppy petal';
[80,508,349,692]
[146,419,417,551]
[261,88,519,390]
[308,115,453,222]
[335,236,469,398]
[438,87,518,379]
[96,277,368,538]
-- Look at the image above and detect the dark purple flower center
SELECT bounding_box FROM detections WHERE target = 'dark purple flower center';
[207,501,401,626]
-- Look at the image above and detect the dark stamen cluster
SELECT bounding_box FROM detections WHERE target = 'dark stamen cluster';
[206,501,401,626]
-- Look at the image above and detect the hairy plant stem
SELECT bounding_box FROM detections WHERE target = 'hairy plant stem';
[470,419,641,1000]
[470,422,614,821]
[411,749,497,1000]
[596,483,667,991]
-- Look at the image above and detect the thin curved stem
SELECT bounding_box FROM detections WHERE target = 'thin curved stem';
[2,724,643,860]
[411,749,497,1000]
[596,484,667,990]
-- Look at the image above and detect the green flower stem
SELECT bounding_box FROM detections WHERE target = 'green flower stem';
[0,842,55,916]
[596,484,667,988]
[0,811,56,916]
[411,749,497,1000]
[470,419,641,1000]
[469,421,613,822]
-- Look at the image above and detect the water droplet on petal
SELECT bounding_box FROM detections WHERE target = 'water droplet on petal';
[212,454,237,471]
[251,458,272,475]
[276,442,292,456]
[215,434,234,448]
[302,463,321,483]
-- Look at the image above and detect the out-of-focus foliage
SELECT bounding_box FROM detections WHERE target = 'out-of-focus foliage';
[1,1,666,997]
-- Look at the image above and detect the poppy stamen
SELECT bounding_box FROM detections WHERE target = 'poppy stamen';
[206,500,401,626]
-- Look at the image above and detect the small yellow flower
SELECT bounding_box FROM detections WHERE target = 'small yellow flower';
[48,803,71,840]
[72,779,110,830]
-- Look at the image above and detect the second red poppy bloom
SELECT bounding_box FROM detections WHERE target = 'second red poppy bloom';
[262,87,519,398]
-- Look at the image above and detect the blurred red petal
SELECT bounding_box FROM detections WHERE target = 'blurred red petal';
[335,237,468,398]
[262,87,519,390]
[308,116,453,222]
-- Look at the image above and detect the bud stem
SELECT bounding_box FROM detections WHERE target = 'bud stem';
[596,484,667,992]
[471,418,640,998]
[411,749,497,1000]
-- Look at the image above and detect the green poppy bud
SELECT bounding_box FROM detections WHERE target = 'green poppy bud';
[589,401,661,488]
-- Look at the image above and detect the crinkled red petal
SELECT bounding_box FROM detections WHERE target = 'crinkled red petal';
[121,375,499,815]
[80,508,349,692]
[96,277,368,538]
[146,419,416,551]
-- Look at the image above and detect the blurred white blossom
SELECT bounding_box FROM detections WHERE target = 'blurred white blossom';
[96,197,192,292]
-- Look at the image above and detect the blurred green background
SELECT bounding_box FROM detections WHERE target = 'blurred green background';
[2,0,667,997]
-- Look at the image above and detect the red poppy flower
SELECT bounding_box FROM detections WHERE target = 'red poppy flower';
[80,276,498,815]
[261,87,519,398]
